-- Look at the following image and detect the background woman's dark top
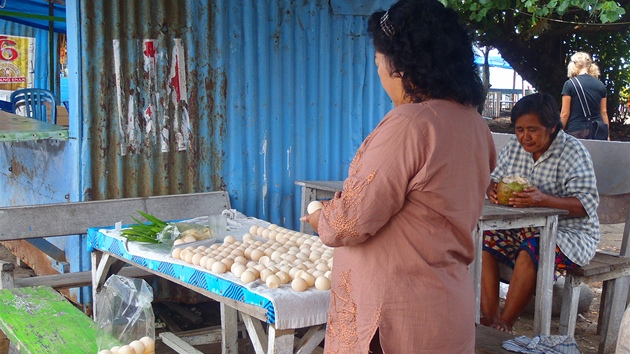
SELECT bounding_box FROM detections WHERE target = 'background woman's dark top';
[561,73,607,133]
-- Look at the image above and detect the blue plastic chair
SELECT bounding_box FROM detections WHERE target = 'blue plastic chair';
[10,88,57,124]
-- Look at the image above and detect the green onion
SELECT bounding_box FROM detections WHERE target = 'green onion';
[120,211,168,243]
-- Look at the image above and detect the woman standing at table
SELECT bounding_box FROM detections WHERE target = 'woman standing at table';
[481,93,600,333]
[301,0,496,352]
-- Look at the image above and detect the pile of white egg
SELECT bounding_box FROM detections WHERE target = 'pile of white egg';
[170,224,333,292]
[97,336,155,354]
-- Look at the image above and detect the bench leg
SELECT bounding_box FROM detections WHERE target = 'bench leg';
[598,276,630,354]
[0,261,15,289]
[559,274,581,336]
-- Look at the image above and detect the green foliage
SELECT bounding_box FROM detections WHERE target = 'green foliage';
[444,0,630,122]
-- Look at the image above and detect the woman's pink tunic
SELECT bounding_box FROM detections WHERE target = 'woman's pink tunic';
[318,100,496,353]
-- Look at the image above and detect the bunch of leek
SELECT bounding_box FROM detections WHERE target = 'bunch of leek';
[120,211,168,243]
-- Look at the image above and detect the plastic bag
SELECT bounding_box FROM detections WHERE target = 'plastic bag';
[96,275,156,353]
[159,215,227,249]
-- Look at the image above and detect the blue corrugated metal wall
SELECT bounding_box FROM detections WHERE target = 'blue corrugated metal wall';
[78,0,391,232]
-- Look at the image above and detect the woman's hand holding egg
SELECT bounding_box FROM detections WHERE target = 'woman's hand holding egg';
[301,201,323,233]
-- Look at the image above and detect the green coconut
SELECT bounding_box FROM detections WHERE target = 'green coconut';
[496,175,530,205]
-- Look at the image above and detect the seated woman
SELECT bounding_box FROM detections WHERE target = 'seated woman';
[481,92,600,332]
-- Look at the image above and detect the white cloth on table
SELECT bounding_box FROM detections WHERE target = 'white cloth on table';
[99,213,330,330]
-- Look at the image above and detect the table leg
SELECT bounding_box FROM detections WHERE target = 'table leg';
[295,325,325,353]
[268,325,295,354]
[533,215,558,335]
[471,221,484,323]
[221,303,238,354]
[240,312,268,354]
[90,252,124,320]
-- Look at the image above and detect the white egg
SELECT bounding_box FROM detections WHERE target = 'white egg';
[241,270,257,284]
[221,257,234,269]
[139,336,155,352]
[117,345,134,354]
[191,253,204,266]
[182,235,197,243]
[289,267,300,279]
[129,340,146,354]
[276,271,291,284]
[315,276,331,290]
[173,239,185,246]
[223,235,236,244]
[307,200,324,214]
[110,346,121,353]
[301,273,316,287]
[246,267,260,278]
[260,269,274,282]
[231,263,247,277]
[212,261,227,274]
[234,255,248,265]
[249,225,259,235]
[250,249,264,262]
[258,255,271,266]
[291,277,308,292]
[266,274,281,288]
[171,248,183,259]
[312,270,324,278]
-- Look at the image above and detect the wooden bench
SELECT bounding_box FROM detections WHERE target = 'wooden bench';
[0,191,230,291]
[0,191,230,353]
[0,286,99,353]
[559,193,630,354]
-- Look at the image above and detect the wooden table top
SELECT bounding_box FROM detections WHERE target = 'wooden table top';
[480,199,568,220]
[0,110,68,142]
[296,180,569,220]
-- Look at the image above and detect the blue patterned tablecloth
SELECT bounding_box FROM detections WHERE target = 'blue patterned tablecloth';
[87,221,330,330]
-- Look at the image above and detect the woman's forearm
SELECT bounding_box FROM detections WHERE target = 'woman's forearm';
[539,195,587,217]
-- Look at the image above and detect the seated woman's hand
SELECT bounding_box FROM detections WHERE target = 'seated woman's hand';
[509,186,547,208]
[486,181,499,204]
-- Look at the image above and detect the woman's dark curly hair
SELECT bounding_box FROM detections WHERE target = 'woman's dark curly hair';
[367,0,485,106]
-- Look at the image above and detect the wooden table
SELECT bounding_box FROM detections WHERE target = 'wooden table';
[473,200,567,336]
[0,110,68,142]
[295,180,567,336]
[89,220,328,354]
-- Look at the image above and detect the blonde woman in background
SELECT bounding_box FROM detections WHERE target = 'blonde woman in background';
[560,52,609,140]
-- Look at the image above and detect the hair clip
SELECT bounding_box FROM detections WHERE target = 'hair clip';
[380,11,394,38]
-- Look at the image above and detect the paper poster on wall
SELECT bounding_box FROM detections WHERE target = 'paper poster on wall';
[0,35,35,92]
